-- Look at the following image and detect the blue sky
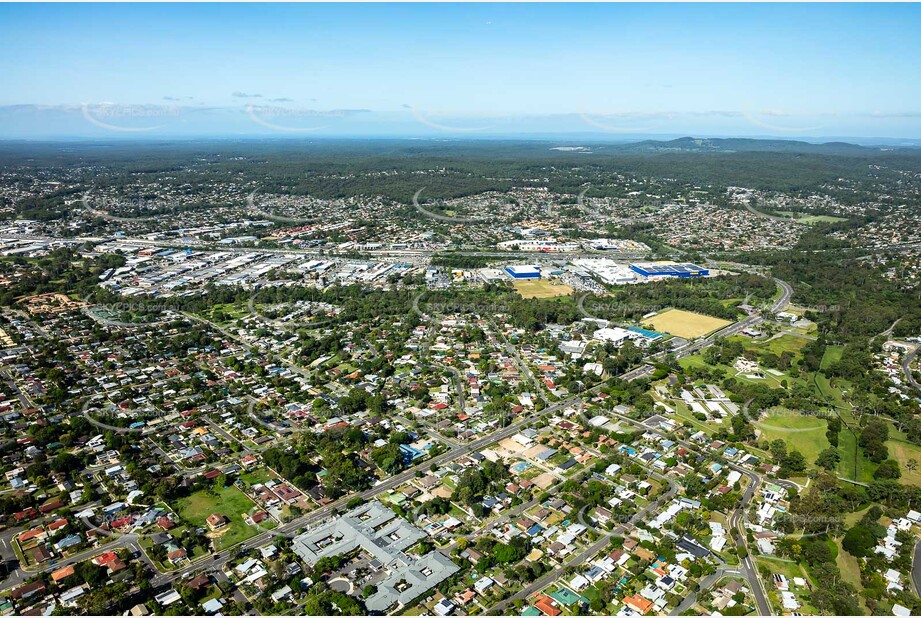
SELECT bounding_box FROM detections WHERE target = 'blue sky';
[1,3,919,140]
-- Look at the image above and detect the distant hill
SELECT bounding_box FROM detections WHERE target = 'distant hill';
[614,136,877,155]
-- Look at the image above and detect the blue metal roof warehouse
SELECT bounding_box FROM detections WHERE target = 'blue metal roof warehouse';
[505,265,541,279]
[629,263,709,278]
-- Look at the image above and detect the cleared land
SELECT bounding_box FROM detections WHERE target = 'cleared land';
[753,334,811,357]
[512,279,574,299]
[644,309,731,339]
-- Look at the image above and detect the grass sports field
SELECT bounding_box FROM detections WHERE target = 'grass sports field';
[644,309,731,339]
[512,279,574,299]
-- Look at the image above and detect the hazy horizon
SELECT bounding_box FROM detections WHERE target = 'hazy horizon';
[2,3,920,140]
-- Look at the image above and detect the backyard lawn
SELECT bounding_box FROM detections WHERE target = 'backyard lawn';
[239,468,273,486]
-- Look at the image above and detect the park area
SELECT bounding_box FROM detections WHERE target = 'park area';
[885,438,921,486]
[753,408,830,465]
[774,211,850,225]
[512,279,574,299]
[176,485,270,550]
[643,309,731,339]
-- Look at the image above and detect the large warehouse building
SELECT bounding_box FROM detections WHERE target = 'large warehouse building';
[630,262,709,278]
[505,264,541,279]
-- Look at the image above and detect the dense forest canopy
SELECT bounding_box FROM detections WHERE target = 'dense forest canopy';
[3,137,921,202]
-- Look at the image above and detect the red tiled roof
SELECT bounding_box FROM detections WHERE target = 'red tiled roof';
[92,552,118,566]
[533,595,561,617]
[623,595,654,614]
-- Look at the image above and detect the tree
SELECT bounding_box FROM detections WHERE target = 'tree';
[770,439,787,462]
[781,450,807,475]
[815,448,840,471]
[842,524,878,558]
[873,459,901,480]
[859,419,890,463]
[370,443,404,475]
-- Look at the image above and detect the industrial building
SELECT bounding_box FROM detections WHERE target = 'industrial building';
[496,239,579,252]
[593,325,663,347]
[586,238,651,252]
[571,258,638,285]
[629,262,709,278]
[505,264,541,279]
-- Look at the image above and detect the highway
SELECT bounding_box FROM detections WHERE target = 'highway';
[9,230,921,262]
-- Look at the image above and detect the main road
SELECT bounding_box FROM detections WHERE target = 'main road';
[902,345,921,396]
[145,379,617,587]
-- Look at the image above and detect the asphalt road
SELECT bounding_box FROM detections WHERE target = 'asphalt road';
[900,342,921,612]
[11,231,921,260]
[902,345,921,395]
[472,277,793,615]
[912,540,921,597]
[670,565,744,615]
[728,475,773,616]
